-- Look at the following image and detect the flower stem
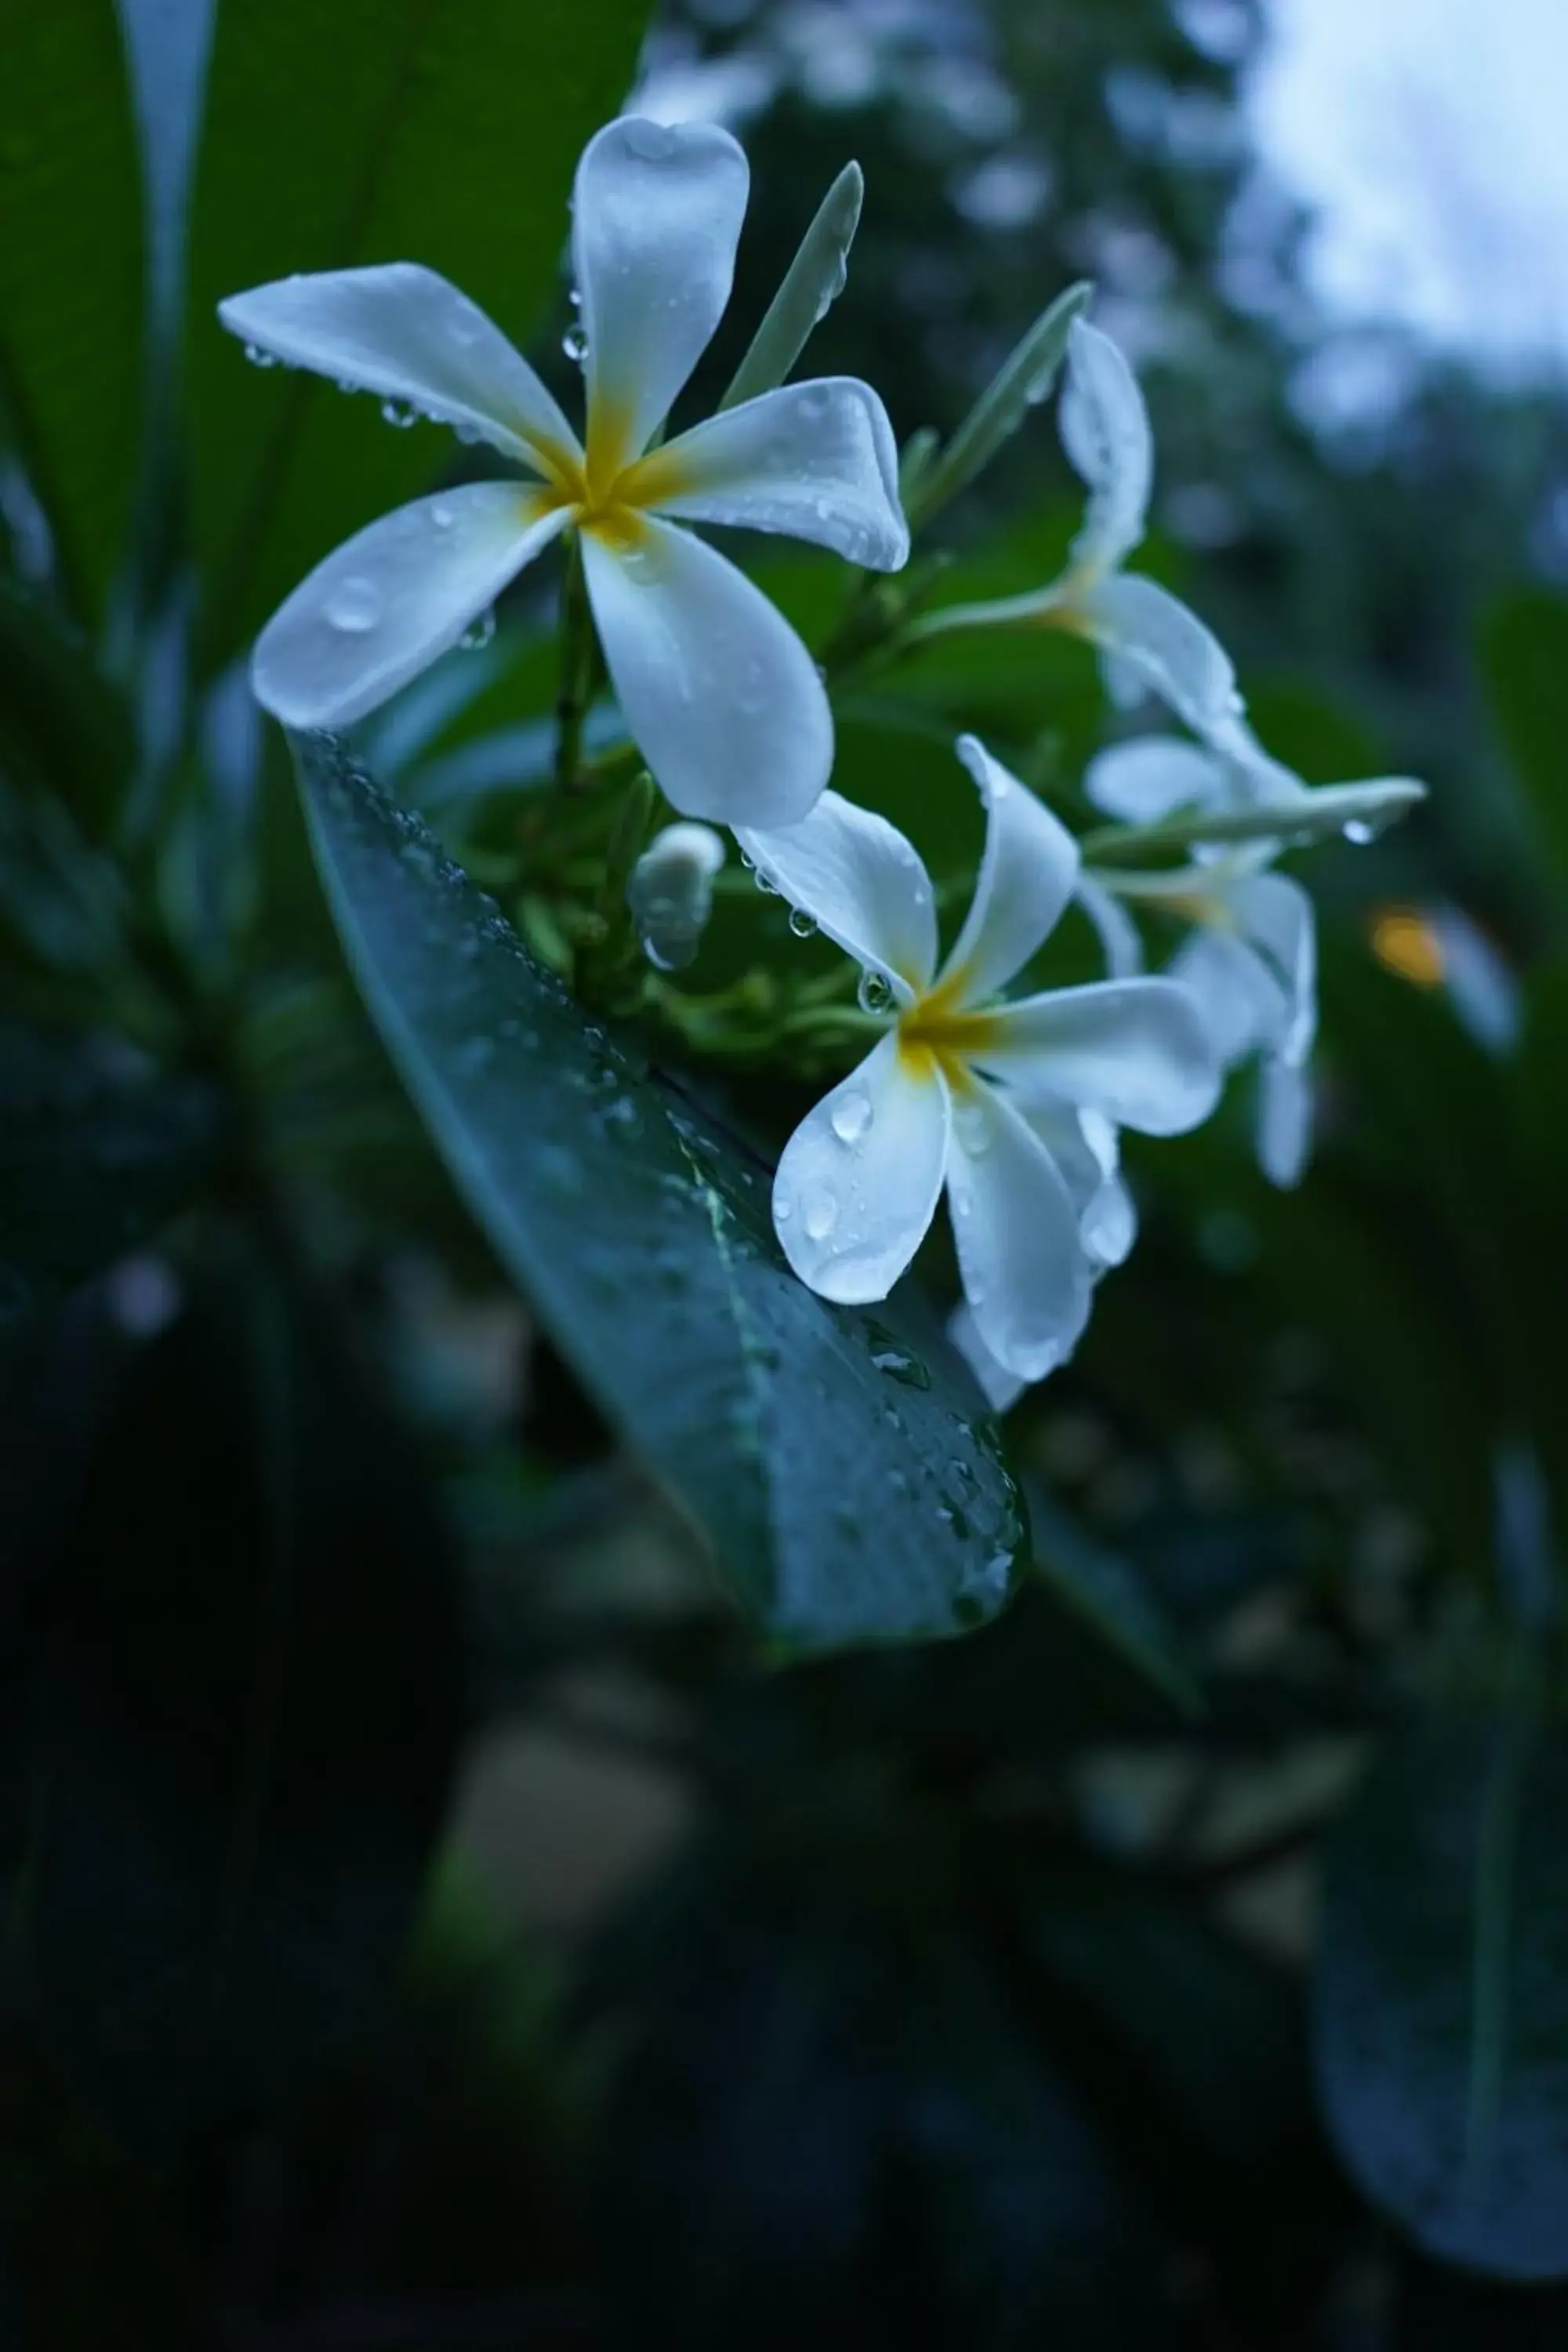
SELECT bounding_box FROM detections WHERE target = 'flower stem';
[553,534,597,792]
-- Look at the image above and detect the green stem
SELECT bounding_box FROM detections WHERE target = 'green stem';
[553,533,596,792]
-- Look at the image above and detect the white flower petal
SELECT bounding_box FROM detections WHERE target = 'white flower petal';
[946,1080,1093,1384]
[251,485,568,730]
[773,1034,950,1303]
[977,978,1222,1134]
[583,517,830,826]
[573,117,749,460]
[948,1303,1029,1414]
[1256,1054,1312,1189]
[1060,318,1153,578]
[1077,572,1240,738]
[735,790,937,998]
[1075,875,1145,978]
[650,379,909,570]
[1231,872,1317,1063]
[1167,927,1287,1065]
[219,265,578,472]
[941,735,1080,1005]
[1021,1097,1138,1269]
[1083,734,1225,825]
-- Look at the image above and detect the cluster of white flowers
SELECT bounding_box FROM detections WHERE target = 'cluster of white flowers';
[223,117,1425,1414]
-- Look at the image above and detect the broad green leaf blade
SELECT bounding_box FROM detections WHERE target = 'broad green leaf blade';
[184,0,652,671]
[0,0,146,626]
[1482,589,1568,891]
[294,733,1026,1651]
[32,1244,463,2155]
[718,162,863,412]
[0,1022,219,1329]
[1316,1711,1568,2281]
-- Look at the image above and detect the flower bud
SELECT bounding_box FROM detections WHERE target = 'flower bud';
[627,822,726,971]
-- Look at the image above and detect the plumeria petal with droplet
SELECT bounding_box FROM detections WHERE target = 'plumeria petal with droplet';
[220,117,909,826]
[736,735,1221,1385]
[1079,724,1361,1185]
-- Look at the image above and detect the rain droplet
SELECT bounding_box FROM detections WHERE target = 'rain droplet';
[380,398,419,429]
[775,1196,794,1222]
[242,341,278,368]
[622,118,680,162]
[562,325,589,365]
[459,608,496,651]
[324,575,381,633]
[803,1187,839,1241]
[568,285,583,310]
[431,502,455,531]
[754,868,780,896]
[1342,818,1376,845]
[788,907,818,939]
[857,968,894,1015]
[829,1090,873,1145]
[953,1099,992,1155]
[454,420,487,446]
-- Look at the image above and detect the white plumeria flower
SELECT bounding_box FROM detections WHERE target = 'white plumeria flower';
[909,320,1239,739]
[220,117,909,826]
[735,735,1221,1385]
[1079,729,1322,1186]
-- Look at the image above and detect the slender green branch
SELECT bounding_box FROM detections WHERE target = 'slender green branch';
[552,534,596,791]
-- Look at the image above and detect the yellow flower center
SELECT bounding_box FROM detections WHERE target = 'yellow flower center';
[895,974,1003,1083]
[526,398,693,558]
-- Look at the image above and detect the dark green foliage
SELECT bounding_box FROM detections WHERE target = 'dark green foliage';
[31,1241,463,2157]
[0,0,145,624]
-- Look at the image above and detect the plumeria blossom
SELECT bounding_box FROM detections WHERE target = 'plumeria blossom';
[909,318,1240,739]
[735,736,1221,1385]
[1078,729,1326,1185]
[220,117,909,826]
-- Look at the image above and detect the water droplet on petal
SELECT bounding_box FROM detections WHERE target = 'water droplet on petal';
[857,968,895,1015]
[622,118,680,162]
[562,325,589,365]
[953,1098,991,1156]
[829,1089,873,1145]
[459,607,496,651]
[1342,818,1376,845]
[754,868,779,896]
[380,397,419,429]
[788,907,818,939]
[803,1187,839,1241]
[242,341,278,368]
[325,575,381,633]
[431,502,455,531]
[775,1195,794,1223]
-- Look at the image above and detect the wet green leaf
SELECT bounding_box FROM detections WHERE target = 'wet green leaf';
[1316,1708,1568,2280]
[294,732,1027,1652]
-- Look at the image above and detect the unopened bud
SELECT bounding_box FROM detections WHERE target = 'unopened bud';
[627,822,726,971]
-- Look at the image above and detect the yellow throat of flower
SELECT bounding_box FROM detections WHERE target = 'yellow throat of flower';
[528,398,693,557]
